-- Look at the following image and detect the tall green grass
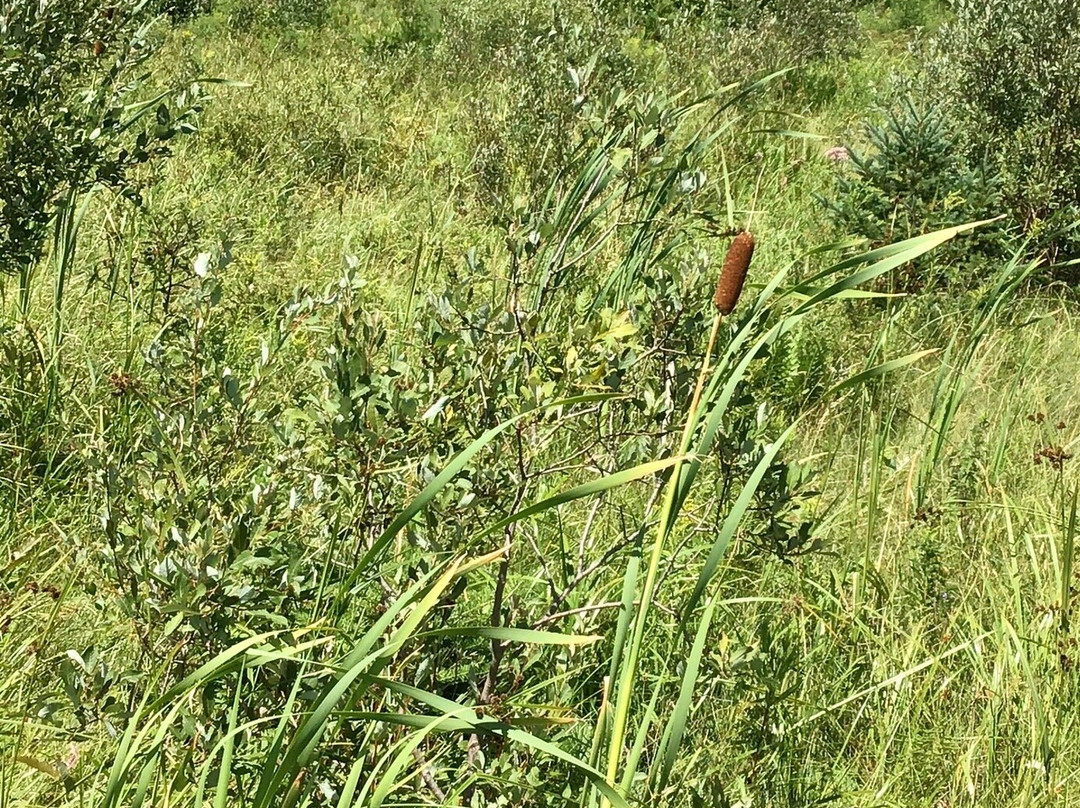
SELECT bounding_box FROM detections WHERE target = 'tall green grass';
[5,3,1080,808]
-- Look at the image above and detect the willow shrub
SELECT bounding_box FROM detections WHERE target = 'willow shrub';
[926,0,1080,263]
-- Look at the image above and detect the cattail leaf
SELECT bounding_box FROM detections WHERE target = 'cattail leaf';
[420,626,602,646]
[369,712,461,808]
[666,313,788,536]
[620,663,667,795]
[194,716,281,807]
[478,455,687,541]
[826,349,939,398]
[587,541,642,790]
[683,420,802,619]
[786,288,904,302]
[213,662,245,808]
[240,658,307,808]
[337,758,366,808]
[339,712,575,731]
[150,629,301,710]
[368,676,633,808]
[253,562,467,807]
[790,219,1002,310]
[342,393,618,595]
[655,592,719,790]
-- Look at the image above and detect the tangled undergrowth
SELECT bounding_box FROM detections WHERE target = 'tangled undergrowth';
[3,2,1080,807]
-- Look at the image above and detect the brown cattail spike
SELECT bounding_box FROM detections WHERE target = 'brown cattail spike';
[714,231,754,314]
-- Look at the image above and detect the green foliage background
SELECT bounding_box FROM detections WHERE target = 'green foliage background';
[3,1,1080,807]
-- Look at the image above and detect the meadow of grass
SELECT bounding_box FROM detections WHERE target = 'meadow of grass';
[2,1,1080,806]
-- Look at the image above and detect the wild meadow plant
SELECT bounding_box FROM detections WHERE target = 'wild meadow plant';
[5,3,1076,807]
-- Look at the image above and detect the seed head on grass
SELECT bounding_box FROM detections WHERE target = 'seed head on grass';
[714,231,754,315]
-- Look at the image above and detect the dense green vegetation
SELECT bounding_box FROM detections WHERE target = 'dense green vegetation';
[3,1,1080,806]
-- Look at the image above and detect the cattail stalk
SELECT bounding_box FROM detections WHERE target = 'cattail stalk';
[601,232,755,807]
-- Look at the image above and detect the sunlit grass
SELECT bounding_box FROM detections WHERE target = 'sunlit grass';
[4,2,1080,807]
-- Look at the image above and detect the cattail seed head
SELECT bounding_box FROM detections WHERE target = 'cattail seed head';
[713,231,754,314]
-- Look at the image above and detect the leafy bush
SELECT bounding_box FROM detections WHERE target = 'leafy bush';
[596,0,867,64]
[438,0,867,201]
[199,62,391,188]
[439,2,624,195]
[0,0,204,283]
[729,0,866,62]
[926,0,1080,261]
[823,99,1008,290]
[0,323,52,486]
[392,0,443,46]
[875,0,941,31]
[157,0,213,22]
[89,247,304,655]
[227,0,332,30]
